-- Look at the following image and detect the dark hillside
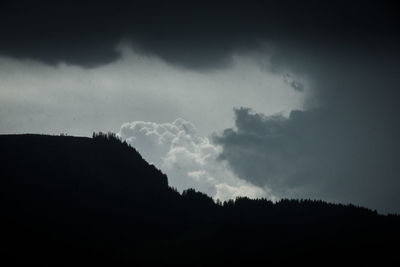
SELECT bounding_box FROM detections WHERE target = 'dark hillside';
[1,134,399,265]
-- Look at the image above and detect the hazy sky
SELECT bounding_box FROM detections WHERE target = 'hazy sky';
[1,1,400,213]
[0,44,306,136]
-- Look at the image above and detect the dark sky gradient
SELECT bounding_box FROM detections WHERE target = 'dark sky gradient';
[1,1,399,68]
[1,1,400,213]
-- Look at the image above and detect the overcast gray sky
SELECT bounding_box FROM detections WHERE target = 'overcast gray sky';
[0,44,306,137]
[1,1,400,213]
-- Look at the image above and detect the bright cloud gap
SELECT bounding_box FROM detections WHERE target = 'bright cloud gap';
[118,117,274,202]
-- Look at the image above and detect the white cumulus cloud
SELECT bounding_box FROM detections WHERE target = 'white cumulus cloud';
[119,118,271,201]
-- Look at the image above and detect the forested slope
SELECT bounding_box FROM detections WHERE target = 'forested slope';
[1,134,399,265]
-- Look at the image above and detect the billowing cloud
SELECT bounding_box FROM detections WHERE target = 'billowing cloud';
[215,88,400,214]
[119,118,268,201]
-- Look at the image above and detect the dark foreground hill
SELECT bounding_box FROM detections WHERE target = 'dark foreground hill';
[1,134,399,265]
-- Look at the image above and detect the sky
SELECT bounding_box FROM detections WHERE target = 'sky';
[1,1,400,213]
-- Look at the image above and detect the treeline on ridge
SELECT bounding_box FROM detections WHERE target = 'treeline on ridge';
[0,133,399,265]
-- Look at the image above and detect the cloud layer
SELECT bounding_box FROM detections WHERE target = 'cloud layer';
[1,2,398,69]
[209,23,400,213]
[119,118,268,201]
[0,46,304,137]
[215,49,400,213]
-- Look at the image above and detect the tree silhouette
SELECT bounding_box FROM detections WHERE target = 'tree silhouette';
[0,133,399,265]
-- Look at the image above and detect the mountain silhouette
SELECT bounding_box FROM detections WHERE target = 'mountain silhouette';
[1,133,399,265]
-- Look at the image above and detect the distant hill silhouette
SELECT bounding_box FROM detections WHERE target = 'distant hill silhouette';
[1,133,399,265]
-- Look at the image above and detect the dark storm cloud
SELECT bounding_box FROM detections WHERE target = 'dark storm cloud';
[214,45,400,213]
[215,105,400,213]
[0,1,399,68]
